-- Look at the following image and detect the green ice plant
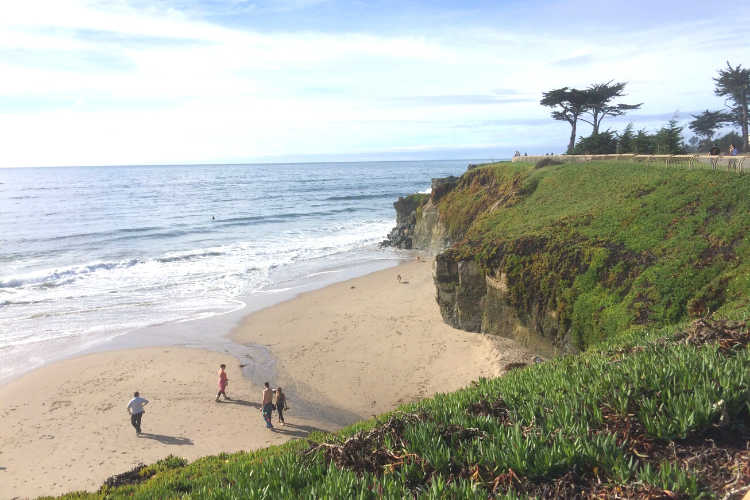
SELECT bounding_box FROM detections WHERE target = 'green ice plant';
[51,332,748,499]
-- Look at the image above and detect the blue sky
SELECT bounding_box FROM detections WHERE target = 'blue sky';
[1,0,749,167]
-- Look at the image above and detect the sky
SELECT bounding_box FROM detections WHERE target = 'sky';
[1,0,749,167]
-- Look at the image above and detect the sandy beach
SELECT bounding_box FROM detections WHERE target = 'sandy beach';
[0,259,530,499]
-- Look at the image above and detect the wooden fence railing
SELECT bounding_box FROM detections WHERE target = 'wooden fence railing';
[511,154,748,174]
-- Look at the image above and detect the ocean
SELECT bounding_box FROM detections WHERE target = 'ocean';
[0,160,484,382]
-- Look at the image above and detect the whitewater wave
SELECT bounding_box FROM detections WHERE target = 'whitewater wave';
[19,225,167,245]
[0,259,143,289]
[156,250,225,264]
[0,218,394,299]
[324,192,403,202]
[216,208,362,227]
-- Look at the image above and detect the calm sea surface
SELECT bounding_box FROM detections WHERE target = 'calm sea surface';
[0,160,486,381]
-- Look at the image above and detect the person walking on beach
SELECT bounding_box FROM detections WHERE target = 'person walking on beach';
[216,364,231,402]
[261,382,274,429]
[127,391,149,435]
[275,387,287,426]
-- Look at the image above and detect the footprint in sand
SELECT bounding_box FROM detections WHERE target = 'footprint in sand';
[96,403,114,412]
[49,400,72,412]
[40,434,55,440]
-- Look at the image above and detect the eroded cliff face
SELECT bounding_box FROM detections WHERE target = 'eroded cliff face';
[381,177,456,253]
[382,169,569,356]
[434,252,483,332]
[412,197,445,251]
[482,272,565,357]
[433,250,567,357]
[380,194,428,249]
[412,177,456,253]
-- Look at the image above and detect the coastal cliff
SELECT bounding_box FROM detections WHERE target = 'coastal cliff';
[380,193,428,249]
[394,159,750,355]
[380,177,457,252]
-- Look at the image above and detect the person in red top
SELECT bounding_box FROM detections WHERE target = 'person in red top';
[216,364,230,402]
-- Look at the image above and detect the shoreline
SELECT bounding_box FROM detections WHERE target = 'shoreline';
[0,258,531,498]
[0,249,409,387]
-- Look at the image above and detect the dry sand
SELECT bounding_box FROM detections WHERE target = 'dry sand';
[0,259,530,499]
[232,259,531,420]
[0,347,328,499]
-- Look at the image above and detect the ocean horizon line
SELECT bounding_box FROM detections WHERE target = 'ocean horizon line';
[0,157,510,170]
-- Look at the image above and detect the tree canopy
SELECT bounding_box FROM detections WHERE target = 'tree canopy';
[541,65,750,155]
[571,120,685,155]
[688,110,732,151]
[579,81,642,135]
[540,87,590,154]
[714,61,750,152]
[572,130,618,155]
[541,82,640,154]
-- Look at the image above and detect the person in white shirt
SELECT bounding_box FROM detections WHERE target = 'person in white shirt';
[127,391,149,435]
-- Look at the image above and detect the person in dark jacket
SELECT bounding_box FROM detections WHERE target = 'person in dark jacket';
[275,387,287,425]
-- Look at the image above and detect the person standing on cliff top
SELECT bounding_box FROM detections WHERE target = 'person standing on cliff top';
[127,391,149,435]
[261,382,274,429]
[216,364,230,402]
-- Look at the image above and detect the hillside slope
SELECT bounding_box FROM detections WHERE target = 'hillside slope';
[429,160,750,354]
[49,319,750,499]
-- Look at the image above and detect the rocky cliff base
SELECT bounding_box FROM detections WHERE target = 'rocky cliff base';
[380,177,457,252]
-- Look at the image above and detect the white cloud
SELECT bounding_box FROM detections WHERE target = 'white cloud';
[0,1,748,166]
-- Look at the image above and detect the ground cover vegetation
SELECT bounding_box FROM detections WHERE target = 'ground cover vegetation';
[49,161,750,499]
[439,161,750,348]
[48,317,750,499]
[544,61,749,154]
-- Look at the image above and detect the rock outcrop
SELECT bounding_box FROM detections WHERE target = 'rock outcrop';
[385,167,567,356]
[434,251,484,332]
[434,253,569,358]
[379,194,428,249]
[380,176,459,252]
[412,197,449,253]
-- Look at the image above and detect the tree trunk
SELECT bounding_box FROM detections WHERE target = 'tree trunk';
[592,110,600,135]
[742,90,749,153]
[567,119,577,154]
